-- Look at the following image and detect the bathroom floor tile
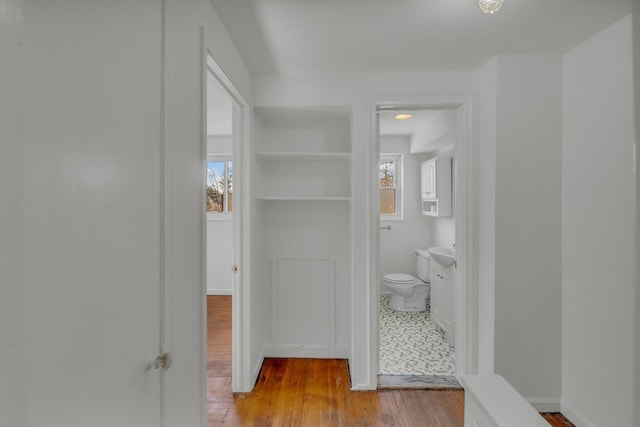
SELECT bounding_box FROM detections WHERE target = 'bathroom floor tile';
[378,295,456,377]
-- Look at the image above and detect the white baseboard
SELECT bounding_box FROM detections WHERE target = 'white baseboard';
[526,397,561,413]
[263,345,349,359]
[249,350,264,391]
[207,289,232,295]
[351,382,376,391]
[560,402,590,427]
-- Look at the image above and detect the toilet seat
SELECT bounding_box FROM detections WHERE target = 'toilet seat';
[383,273,417,284]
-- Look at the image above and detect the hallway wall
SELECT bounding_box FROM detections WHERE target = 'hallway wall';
[562,15,635,427]
[0,0,25,425]
[493,54,563,410]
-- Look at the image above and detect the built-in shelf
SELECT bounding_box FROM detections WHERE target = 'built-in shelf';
[255,152,351,161]
[255,196,351,201]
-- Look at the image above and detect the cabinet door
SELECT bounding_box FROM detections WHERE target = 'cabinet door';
[443,274,455,346]
[421,159,437,199]
[430,269,442,328]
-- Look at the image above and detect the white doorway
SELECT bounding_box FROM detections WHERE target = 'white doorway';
[370,99,475,388]
[204,52,249,393]
[206,67,234,295]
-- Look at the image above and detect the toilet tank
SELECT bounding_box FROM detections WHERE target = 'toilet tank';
[415,249,431,283]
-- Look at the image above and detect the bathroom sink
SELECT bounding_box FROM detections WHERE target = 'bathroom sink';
[429,247,456,267]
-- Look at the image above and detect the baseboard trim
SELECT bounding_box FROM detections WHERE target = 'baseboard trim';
[525,397,561,413]
[263,345,349,359]
[249,350,264,391]
[560,402,590,427]
[207,289,232,295]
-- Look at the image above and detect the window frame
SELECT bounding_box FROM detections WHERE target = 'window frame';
[379,153,404,221]
[207,154,233,221]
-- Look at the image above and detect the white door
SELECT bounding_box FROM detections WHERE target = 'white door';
[22,1,164,425]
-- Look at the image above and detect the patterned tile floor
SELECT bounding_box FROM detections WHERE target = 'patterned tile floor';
[379,295,456,377]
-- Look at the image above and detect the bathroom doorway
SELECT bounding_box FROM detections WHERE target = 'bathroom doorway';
[375,104,463,388]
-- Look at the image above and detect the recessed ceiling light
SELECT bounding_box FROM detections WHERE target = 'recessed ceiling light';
[394,114,413,120]
[479,0,504,14]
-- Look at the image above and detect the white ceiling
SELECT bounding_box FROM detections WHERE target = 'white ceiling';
[209,0,631,75]
[379,110,441,136]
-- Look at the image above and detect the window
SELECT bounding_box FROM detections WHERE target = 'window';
[207,156,232,219]
[380,154,403,220]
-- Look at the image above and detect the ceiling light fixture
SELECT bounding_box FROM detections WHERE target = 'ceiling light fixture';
[479,0,504,14]
[394,114,413,120]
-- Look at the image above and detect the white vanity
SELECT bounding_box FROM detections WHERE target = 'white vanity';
[428,247,455,346]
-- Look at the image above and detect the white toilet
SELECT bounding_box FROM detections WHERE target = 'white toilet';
[383,249,431,312]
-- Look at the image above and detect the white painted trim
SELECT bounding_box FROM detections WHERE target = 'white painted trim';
[207,289,233,296]
[197,27,208,427]
[526,398,561,413]
[367,96,476,389]
[252,350,265,386]
[379,153,404,221]
[454,98,476,375]
[263,346,349,359]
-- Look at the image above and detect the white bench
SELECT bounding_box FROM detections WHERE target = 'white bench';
[460,375,550,427]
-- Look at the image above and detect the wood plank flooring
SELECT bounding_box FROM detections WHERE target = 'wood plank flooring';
[207,295,574,427]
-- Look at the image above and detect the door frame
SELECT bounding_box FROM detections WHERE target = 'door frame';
[204,51,251,392]
[367,96,476,386]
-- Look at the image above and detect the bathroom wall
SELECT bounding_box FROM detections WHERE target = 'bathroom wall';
[562,15,635,427]
[379,135,431,292]
[207,136,233,294]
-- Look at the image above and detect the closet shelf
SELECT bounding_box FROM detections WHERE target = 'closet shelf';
[255,152,351,161]
[255,196,351,201]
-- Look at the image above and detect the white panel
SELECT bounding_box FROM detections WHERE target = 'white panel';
[22,1,162,425]
[273,258,336,348]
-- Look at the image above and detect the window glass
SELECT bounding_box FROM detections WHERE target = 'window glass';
[379,155,402,219]
[207,159,232,215]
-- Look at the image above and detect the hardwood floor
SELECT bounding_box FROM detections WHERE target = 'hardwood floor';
[207,295,573,426]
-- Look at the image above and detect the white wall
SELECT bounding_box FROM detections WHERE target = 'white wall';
[163,0,253,406]
[562,15,636,427]
[379,136,431,289]
[0,0,25,425]
[493,55,563,409]
[633,5,640,427]
[471,57,497,375]
[207,136,233,294]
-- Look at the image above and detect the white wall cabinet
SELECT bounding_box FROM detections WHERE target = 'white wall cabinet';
[421,157,452,217]
[253,106,352,358]
[431,262,455,347]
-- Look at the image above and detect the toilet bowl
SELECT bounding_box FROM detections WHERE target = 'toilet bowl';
[383,249,431,312]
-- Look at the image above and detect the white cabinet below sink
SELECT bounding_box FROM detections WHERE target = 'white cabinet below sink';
[431,262,455,347]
